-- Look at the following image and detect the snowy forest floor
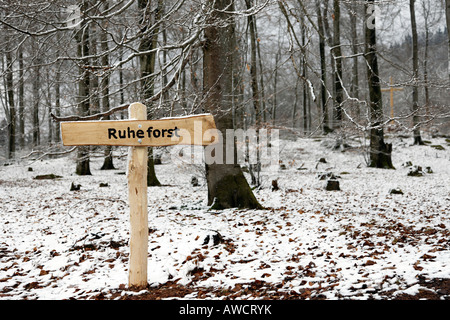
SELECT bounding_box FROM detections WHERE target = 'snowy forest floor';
[1,133,449,300]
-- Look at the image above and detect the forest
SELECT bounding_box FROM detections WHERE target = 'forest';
[0,0,449,301]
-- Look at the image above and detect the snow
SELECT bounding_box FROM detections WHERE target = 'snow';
[1,134,449,300]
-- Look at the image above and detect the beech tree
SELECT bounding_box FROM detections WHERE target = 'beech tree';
[4,25,16,159]
[99,0,115,171]
[365,0,394,169]
[315,0,331,134]
[332,0,343,129]
[203,0,261,209]
[75,0,92,176]
[446,0,450,79]
[410,0,424,145]
[137,0,162,186]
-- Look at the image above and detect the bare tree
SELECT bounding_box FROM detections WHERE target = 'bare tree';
[410,0,424,145]
[203,0,261,209]
[100,0,115,170]
[332,0,343,129]
[75,0,92,176]
[138,0,163,186]
[245,0,261,186]
[316,0,331,134]
[365,0,394,169]
[18,43,25,149]
[4,27,15,159]
[446,0,450,80]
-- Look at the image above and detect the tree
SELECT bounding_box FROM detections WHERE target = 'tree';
[347,1,361,120]
[203,0,262,210]
[4,27,15,159]
[138,0,162,186]
[316,0,331,134]
[410,0,424,145]
[365,0,394,169]
[244,0,261,187]
[99,0,115,170]
[332,0,343,129]
[75,0,92,176]
[300,13,310,133]
[446,0,450,80]
[18,43,25,149]
[31,38,41,148]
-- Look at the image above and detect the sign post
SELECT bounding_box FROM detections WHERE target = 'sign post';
[127,103,149,288]
[381,77,404,124]
[61,102,217,289]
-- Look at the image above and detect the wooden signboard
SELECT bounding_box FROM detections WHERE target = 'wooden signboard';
[61,103,217,289]
[381,76,404,124]
[61,113,217,147]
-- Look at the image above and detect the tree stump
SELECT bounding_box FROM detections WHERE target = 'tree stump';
[271,179,279,191]
[191,176,199,187]
[203,231,223,246]
[325,179,340,191]
[408,166,424,177]
[389,188,403,195]
[70,182,81,191]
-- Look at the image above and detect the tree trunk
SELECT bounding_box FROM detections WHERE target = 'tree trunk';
[75,0,91,176]
[5,40,15,159]
[45,68,53,145]
[332,0,343,129]
[446,0,450,80]
[203,0,261,210]
[255,23,267,125]
[100,0,115,170]
[301,14,308,133]
[245,0,261,187]
[138,0,161,186]
[422,0,430,121]
[349,2,360,120]
[32,39,40,148]
[272,52,279,126]
[32,67,40,147]
[316,1,331,134]
[118,28,125,118]
[18,45,25,149]
[365,0,394,169]
[410,0,424,145]
[293,78,299,128]
[54,62,61,143]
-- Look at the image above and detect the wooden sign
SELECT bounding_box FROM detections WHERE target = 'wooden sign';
[60,103,217,290]
[381,76,404,124]
[61,113,217,147]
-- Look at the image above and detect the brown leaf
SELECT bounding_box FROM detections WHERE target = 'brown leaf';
[365,260,377,266]
[421,254,436,261]
[39,269,49,276]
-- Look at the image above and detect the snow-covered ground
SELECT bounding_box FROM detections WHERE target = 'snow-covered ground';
[0,134,449,300]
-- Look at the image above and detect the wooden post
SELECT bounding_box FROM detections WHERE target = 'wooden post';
[381,77,404,124]
[127,102,148,289]
[59,103,217,290]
